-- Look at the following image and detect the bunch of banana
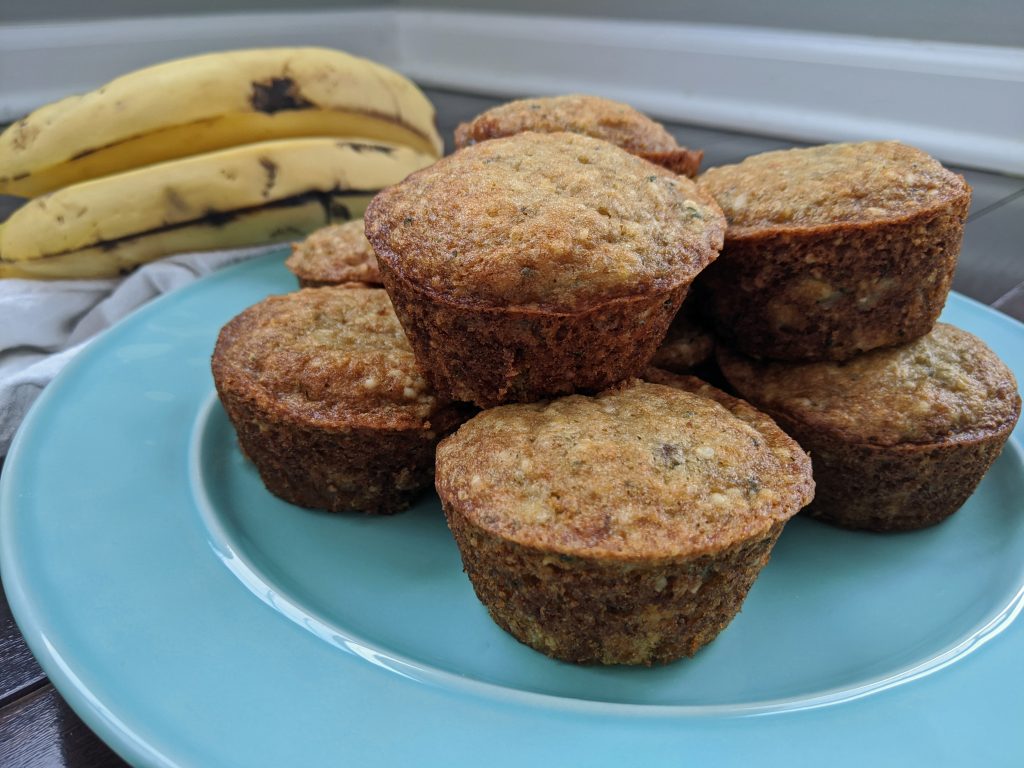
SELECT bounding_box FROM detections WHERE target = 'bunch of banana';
[0,47,443,279]
[0,138,434,279]
[0,47,442,196]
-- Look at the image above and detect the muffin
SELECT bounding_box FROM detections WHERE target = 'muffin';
[454,94,703,177]
[716,323,1021,531]
[648,312,715,374]
[436,378,814,665]
[365,131,725,408]
[285,219,381,288]
[697,141,971,361]
[212,286,468,514]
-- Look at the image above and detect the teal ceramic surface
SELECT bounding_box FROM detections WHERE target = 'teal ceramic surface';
[2,251,1023,767]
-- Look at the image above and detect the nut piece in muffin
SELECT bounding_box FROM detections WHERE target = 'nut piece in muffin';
[454,94,703,177]
[436,378,813,665]
[697,141,971,361]
[212,286,468,514]
[716,323,1021,531]
[365,131,725,408]
[285,218,382,288]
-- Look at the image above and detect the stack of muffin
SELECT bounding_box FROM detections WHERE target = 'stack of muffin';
[696,142,1020,532]
[212,94,1019,667]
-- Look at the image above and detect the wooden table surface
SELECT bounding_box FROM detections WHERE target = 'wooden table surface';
[1,88,1023,768]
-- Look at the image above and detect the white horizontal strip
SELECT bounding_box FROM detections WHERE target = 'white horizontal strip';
[397,11,1024,173]
[1,9,1021,173]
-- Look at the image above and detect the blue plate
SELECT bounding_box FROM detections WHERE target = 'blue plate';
[3,251,1023,767]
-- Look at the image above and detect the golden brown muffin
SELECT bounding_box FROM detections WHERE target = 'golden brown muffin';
[648,312,715,374]
[436,378,813,665]
[716,323,1021,531]
[697,141,971,362]
[365,131,725,408]
[285,219,381,288]
[453,94,703,177]
[212,287,468,514]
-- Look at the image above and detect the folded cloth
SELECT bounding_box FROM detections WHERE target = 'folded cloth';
[0,246,280,456]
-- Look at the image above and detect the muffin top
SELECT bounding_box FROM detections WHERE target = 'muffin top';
[365,132,724,310]
[436,379,812,561]
[212,287,447,430]
[699,141,969,239]
[455,94,683,154]
[285,219,381,286]
[717,323,1021,446]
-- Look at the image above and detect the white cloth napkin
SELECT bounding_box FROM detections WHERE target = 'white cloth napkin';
[0,246,279,456]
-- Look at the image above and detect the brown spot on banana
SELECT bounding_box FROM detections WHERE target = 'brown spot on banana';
[164,187,190,215]
[259,157,277,198]
[10,120,39,151]
[345,142,395,155]
[249,78,314,114]
[328,199,352,222]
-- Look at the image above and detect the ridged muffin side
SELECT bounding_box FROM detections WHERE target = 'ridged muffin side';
[366,131,725,408]
[717,323,1021,531]
[697,141,970,362]
[212,287,468,514]
[436,379,813,665]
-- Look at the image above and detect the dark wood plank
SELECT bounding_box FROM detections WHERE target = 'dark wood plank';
[954,191,1024,305]
[0,454,49,709]
[958,169,1024,220]
[0,684,129,768]
[422,87,504,154]
[0,583,46,710]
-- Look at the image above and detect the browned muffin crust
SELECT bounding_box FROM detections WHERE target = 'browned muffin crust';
[454,94,703,177]
[717,324,1021,531]
[212,287,467,514]
[285,219,381,288]
[437,379,813,664]
[366,131,725,406]
[697,141,971,361]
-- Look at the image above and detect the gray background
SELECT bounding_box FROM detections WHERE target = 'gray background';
[3,0,1023,48]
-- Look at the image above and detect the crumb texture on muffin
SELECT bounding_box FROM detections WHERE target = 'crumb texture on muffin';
[285,219,381,287]
[717,324,1021,446]
[212,287,468,514]
[699,141,969,237]
[695,141,969,362]
[437,380,812,560]
[455,94,682,154]
[214,287,441,429]
[366,131,724,310]
[453,94,702,176]
[438,378,812,663]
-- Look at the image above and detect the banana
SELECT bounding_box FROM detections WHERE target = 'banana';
[0,194,370,279]
[0,137,433,279]
[0,47,443,196]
